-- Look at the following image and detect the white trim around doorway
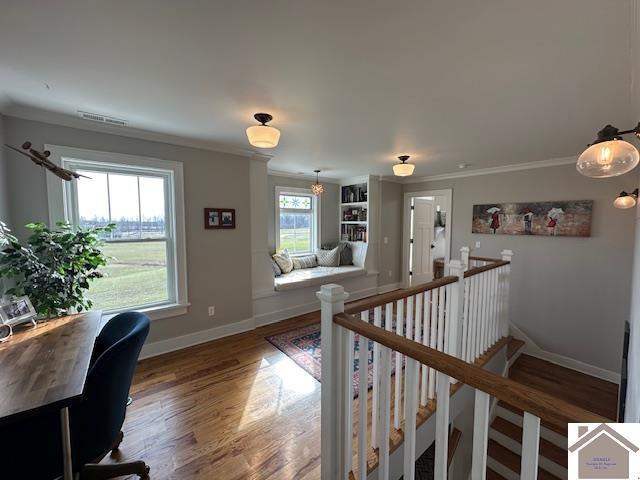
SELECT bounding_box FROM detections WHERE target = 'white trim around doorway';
[402,189,453,288]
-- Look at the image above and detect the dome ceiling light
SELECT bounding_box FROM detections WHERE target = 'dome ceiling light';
[577,124,640,178]
[311,170,324,196]
[246,113,280,148]
[614,188,639,209]
[393,155,415,177]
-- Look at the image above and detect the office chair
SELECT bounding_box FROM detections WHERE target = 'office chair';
[1,311,151,479]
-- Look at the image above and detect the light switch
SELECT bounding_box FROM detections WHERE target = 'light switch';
[475,241,481,249]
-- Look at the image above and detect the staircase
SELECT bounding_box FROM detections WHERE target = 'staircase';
[487,401,567,479]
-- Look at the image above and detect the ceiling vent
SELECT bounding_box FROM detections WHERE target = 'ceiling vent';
[78,111,128,127]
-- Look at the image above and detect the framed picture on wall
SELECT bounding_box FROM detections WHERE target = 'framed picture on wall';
[204,208,236,229]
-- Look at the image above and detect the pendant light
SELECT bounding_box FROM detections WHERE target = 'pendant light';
[614,188,639,209]
[246,113,281,148]
[311,170,324,196]
[393,155,415,177]
[577,124,640,178]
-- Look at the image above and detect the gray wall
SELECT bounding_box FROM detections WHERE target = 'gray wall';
[267,174,339,253]
[379,180,403,286]
[405,164,637,372]
[3,116,253,344]
[0,114,9,225]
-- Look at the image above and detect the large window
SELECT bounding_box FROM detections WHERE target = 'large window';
[46,146,188,319]
[275,187,319,255]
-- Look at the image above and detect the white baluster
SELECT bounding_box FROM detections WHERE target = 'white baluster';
[428,289,438,399]
[492,268,500,344]
[462,278,471,362]
[403,296,415,419]
[487,269,496,347]
[501,250,513,337]
[471,389,490,480]
[420,292,430,406]
[372,306,382,449]
[480,272,488,354]
[317,284,350,480]
[379,344,392,480]
[403,358,419,480]
[394,299,404,429]
[358,321,368,480]
[447,260,464,360]
[345,329,355,474]
[521,412,541,480]
[434,372,451,480]
[414,294,422,403]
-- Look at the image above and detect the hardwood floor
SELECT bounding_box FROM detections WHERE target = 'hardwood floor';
[106,311,323,480]
[508,354,619,420]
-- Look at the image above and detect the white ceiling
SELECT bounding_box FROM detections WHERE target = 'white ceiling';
[0,0,635,179]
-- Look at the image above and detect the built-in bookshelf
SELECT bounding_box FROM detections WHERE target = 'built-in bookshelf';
[340,182,368,242]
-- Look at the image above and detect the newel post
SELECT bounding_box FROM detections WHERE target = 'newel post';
[317,284,350,480]
[447,260,465,361]
[500,250,513,337]
[460,246,470,271]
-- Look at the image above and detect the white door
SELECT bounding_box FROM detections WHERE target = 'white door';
[410,198,434,286]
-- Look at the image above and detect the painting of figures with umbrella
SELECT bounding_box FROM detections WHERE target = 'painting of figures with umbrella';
[472,200,593,237]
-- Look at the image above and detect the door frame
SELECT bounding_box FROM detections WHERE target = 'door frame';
[402,189,453,288]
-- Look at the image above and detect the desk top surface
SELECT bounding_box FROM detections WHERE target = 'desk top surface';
[0,311,101,425]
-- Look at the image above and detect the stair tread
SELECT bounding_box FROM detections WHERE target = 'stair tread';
[487,439,561,480]
[497,400,568,436]
[486,467,508,480]
[507,339,525,360]
[491,416,567,468]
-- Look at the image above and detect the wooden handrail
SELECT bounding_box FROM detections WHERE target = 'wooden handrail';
[333,312,607,430]
[469,255,502,263]
[344,276,458,315]
[463,260,509,278]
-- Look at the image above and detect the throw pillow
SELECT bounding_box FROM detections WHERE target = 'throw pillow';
[316,245,340,267]
[293,254,318,270]
[272,250,294,274]
[270,257,282,277]
[338,242,353,266]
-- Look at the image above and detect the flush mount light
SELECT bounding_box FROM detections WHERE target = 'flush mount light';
[246,113,281,148]
[393,155,415,177]
[614,188,639,209]
[577,124,640,178]
[311,170,324,196]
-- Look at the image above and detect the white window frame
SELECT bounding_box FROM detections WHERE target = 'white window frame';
[275,186,320,256]
[45,145,189,321]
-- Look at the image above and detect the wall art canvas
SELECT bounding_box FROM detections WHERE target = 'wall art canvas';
[472,200,593,237]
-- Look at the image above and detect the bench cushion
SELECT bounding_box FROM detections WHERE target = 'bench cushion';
[274,265,367,291]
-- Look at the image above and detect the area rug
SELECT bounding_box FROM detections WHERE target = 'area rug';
[266,313,399,398]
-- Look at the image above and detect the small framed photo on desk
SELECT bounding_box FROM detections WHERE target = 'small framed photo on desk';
[0,296,37,329]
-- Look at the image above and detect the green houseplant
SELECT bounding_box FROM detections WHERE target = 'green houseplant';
[0,221,115,318]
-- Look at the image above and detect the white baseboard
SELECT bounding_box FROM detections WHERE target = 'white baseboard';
[140,317,255,359]
[510,322,620,384]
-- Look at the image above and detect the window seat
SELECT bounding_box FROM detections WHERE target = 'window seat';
[274,265,367,291]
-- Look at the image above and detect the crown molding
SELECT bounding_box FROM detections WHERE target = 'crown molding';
[4,103,269,159]
[267,168,341,184]
[402,155,578,183]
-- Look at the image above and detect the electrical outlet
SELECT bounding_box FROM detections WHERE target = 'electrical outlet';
[208,306,215,317]
[383,236,389,244]
[475,241,481,249]
[388,270,392,277]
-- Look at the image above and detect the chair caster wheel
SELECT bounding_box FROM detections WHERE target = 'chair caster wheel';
[139,465,150,479]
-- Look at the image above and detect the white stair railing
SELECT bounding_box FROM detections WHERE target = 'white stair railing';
[318,249,534,480]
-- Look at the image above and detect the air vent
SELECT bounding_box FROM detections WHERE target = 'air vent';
[78,111,128,127]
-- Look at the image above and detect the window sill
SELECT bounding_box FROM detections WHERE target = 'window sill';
[102,302,190,322]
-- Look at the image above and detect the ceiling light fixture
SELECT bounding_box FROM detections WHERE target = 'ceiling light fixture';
[577,124,640,178]
[614,188,639,209]
[393,155,415,177]
[311,170,324,196]
[246,113,281,148]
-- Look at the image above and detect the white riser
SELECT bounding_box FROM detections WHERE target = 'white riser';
[487,456,519,480]
[489,429,568,479]
[495,406,567,448]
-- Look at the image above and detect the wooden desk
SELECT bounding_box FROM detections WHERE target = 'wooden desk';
[0,311,101,480]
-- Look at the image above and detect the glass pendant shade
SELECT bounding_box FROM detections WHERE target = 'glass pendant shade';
[246,124,280,148]
[577,139,639,178]
[311,183,324,195]
[393,162,415,177]
[614,194,636,209]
